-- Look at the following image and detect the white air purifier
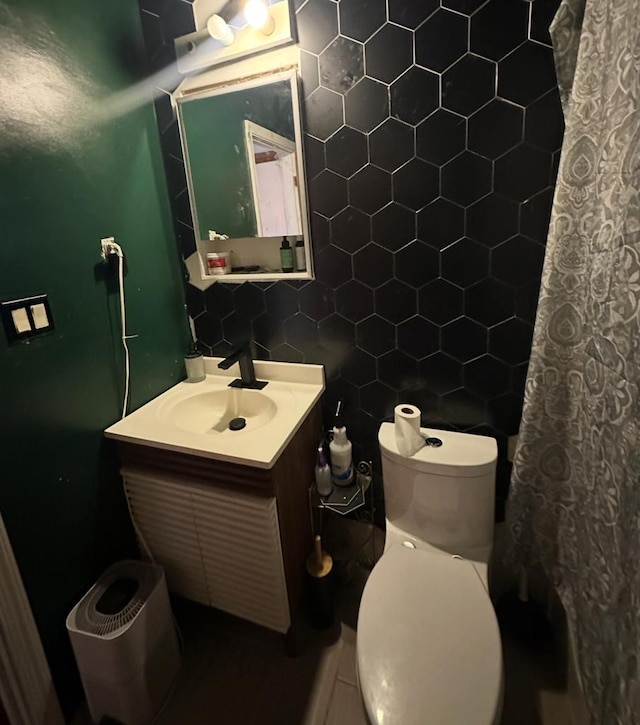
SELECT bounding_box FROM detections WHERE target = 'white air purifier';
[66,560,181,724]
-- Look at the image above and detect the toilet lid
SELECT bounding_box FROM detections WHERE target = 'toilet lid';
[357,545,502,725]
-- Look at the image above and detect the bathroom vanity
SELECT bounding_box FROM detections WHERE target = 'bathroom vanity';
[105,359,324,637]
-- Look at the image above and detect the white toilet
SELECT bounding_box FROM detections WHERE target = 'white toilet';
[356,422,503,725]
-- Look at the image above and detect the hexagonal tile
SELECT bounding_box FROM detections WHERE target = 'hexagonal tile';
[470,0,528,61]
[335,280,374,322]
[490,318,533,365]
[300,50,319,99]
[305,87,344,140]
[331,207,371,253]
[388,0,439,29]
[415,9,468,73]
[372,203,415,251]
[339,0,387,43]
[349,165,392,214]
[271,342,304,363]
[341,347,377,386]
[223,313,252,345]
[516,279,542,323]
[314,244,352,288]
[419,352,463,394]
[356,315,395,356]
[495,144,551,202]
[370,119,414,172]
[353,243,394,288]
[326,126,368,177]
[468,99,524,159]
[488,392,524,435]
[440,388,486,427]
[395,241,439,288]
[398,316,439,359]
[345,77,389,133]
[310,211,330,251]
[441,152,492,206]
[442,238,489,287]
[298,281,334,321]
[498,42,558,106]
[416,110,466,166]
[309,169,348,217]
[525,90,564,152]
[284,313,318,348]
[365,24,413,84]
[378,350,418,391]
[493,235,545,287]
[391,67,439,125]
[265,283,299,318]
[467,195,519,248]
[233,283,265,319]
[194,313,222,347]
[442,55,496,116]
[304,134,326,180]
[318,314,355,356]
[529,0,558,46]
[465,355,511,398]
[319,36,364,93]
[441,0,488,14]
[393,159,439,211]
[442,317,486,362]
[419,279,463,324]
[186,284,205,318]
[253,311,285,349]
[296,0,339,54]
[520,188,554,243]
[360,380,398,419]
[418,198,464,250]
[204,282,234,317]
[466,278,514,326]
[376,279,416,323]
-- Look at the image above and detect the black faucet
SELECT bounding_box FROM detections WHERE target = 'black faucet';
[217,342,268,389]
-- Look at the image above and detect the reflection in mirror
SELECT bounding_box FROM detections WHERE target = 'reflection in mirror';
[175,63,312,285]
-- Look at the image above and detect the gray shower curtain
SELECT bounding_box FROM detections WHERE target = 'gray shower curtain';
[506,0,640,723]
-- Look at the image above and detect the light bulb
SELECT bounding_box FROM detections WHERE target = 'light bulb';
[245,0,275,35]
[206,15,234,46]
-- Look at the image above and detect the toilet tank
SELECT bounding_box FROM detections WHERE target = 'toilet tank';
[378,423,497,554]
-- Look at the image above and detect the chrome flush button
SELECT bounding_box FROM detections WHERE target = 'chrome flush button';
[425,437,443,447]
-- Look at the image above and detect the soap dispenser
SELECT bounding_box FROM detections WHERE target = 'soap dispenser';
[280,237,294,273]
[184,341,205,383]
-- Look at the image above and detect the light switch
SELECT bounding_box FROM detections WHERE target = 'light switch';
[11,307,31,333]
[30,303,49,329]
[1,294,54,343]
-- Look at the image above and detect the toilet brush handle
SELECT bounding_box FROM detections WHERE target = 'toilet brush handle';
[314,535,323,568]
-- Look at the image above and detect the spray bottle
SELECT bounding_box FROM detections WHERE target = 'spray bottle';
[329,400,353,487]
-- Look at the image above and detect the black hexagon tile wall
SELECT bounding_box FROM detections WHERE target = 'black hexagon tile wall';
[139,0,564,519]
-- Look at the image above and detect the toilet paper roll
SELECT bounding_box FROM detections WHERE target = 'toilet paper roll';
[394,404,425,458]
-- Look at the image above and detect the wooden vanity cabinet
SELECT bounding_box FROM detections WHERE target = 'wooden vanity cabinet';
[115,403,322,636]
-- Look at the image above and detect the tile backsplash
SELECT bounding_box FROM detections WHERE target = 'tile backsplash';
[139,0,564,519]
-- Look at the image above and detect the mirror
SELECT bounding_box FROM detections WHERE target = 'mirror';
[175,64,312,284]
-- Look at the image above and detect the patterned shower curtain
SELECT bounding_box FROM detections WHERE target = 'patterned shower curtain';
[506,0,640,723]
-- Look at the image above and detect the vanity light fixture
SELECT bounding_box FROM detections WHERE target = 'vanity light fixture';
[206,15,234,46]
[244,0,275,35]
[174,0,293,74]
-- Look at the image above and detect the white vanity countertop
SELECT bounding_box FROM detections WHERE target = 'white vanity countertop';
[105,358,325,469]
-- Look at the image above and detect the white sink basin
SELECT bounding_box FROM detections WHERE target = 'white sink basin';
[159,387,283,435]
[105,358,325,468]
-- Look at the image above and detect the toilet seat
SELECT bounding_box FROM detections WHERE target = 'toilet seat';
[357,545,503,725]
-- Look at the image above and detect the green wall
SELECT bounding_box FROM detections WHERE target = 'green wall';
[0,0,188,712]
[180,79,294,240]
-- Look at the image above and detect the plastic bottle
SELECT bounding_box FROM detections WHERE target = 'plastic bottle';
[280,237,294,272]
[329,401,353,487]
[184,342,205,383]
[315,444,332,497]
[295,240,306,271]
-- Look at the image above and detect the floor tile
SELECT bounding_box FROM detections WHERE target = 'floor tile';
[325,680,368,725]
